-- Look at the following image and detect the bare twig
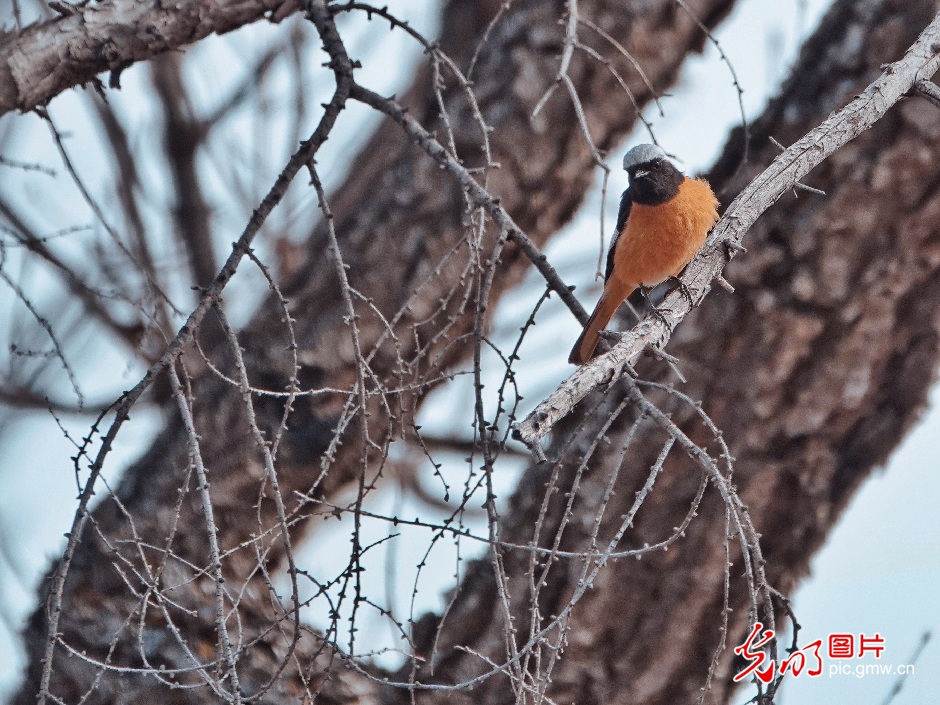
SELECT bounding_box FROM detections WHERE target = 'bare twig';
[33,2,354,694]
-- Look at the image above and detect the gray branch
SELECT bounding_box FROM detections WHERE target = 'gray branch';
[0,0,299,115]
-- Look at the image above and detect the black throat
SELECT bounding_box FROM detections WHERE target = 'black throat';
[628,159,684,206]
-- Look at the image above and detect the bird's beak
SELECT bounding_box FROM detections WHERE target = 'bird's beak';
[634,168,649,179]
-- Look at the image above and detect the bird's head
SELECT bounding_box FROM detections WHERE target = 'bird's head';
[622,144,683,205]
[622,143,666,177]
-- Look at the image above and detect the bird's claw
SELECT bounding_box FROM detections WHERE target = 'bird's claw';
[665,276,696,307]
[598,329,626,343]
[639,286,673,329]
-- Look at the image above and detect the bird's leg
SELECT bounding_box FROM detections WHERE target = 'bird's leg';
[598,330,626,343]
[639,286,672,329]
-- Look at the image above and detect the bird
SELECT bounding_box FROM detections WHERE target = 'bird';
[568,144,719,365]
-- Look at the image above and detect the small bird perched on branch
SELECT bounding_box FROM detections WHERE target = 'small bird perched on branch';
[568,144,719,365]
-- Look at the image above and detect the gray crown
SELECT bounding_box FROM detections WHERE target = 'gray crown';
[622,144,666,171]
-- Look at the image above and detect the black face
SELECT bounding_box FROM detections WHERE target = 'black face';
[627,157,684,205]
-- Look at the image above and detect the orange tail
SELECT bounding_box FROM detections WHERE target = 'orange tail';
[568,284,633,365]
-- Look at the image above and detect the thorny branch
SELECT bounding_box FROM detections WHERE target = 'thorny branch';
[31,2,352,700]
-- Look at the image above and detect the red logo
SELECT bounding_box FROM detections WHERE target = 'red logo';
[733,622,776,683]
[734,624,882,683]
[828,634,854,659]
[858,633,885,658]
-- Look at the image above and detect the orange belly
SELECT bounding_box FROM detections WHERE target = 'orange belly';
[612,177,719,290]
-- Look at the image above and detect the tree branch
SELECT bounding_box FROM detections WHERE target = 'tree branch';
[0,0,300,115]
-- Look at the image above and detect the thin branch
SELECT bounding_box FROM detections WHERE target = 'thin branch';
[912,77,940,106]
[167,361,243,703]
[33,6,354,695]
[0,193,149,347]
[349,82,588,324]
[0,243,84,407]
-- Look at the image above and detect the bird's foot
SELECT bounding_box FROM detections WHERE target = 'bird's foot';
[640,286,673,329]
[598,330,627,344]
[665,276,696,307]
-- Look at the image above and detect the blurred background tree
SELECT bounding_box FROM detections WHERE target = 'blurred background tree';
[0,0,938,703]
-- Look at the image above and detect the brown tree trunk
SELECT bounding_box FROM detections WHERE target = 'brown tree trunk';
[0,0,300,115]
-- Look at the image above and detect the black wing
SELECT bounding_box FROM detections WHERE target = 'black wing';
[605,187,633,282]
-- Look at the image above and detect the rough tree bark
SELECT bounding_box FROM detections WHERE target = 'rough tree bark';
[0,0,301,115]
[12,0,743,702]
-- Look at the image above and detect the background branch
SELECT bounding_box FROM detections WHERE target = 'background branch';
[0,0,300,115]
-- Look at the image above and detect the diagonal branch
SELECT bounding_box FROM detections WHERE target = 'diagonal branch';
[0,0,300,115]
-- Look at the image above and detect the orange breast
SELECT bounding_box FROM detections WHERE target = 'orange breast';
[612,177,719,289]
